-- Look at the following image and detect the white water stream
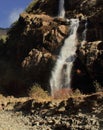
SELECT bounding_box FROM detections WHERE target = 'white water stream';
[58,0,65,18]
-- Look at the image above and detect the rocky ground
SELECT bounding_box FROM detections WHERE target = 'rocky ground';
[0,92,103,130]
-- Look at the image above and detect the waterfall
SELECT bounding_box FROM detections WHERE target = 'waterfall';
[50,19,79,97]
[58,0,65,18]
[82,18,88,41]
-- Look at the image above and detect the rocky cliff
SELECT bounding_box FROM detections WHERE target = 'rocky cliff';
[0,0,103,95]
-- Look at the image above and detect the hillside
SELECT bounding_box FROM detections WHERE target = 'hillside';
[0,28,8,35]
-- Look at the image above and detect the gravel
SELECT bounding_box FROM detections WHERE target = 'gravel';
[0,110,100,130]
[0,111,31,130]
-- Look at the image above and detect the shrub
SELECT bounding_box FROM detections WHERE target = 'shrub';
[53,88,83,99]
[29,83,49,99]
[93,80,102,92]
[53,88,73,99]
[25,0,39,13]
[72,89,83,97]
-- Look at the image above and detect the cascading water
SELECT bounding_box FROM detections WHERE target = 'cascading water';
[82,18,88,41]
[58,0,65,18]
[50,19,79,97]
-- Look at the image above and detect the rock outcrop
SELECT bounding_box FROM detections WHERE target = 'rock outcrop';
[72,40,103,93]
[22,48,55,89]
[0,0,103,95]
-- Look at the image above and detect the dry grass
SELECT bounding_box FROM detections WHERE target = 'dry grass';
[29,84,51,101]
[28,83,84,102]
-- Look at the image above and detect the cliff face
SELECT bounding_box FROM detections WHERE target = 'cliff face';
[0,0,103,95]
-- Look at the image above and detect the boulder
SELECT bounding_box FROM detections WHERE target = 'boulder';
[22,48,55,90]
